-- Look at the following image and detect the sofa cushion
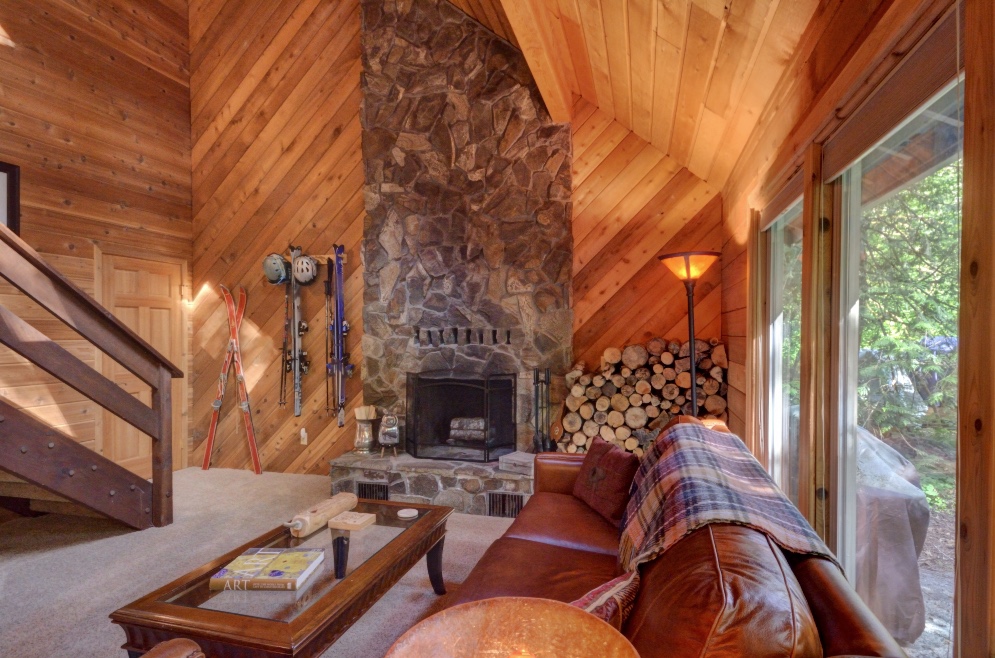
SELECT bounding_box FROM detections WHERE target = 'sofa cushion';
[504,492,621,556]
[624,524,823,658]
[572,437,639,527]
[451,537,621,606]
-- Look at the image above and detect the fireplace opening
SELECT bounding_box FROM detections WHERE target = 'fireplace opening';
[406,371,516,462]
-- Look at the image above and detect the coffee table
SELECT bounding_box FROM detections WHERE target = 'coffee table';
[111,499,452,657]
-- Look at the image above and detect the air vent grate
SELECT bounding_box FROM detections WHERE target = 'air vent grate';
[487,492,524,518]
[357,481,389,501]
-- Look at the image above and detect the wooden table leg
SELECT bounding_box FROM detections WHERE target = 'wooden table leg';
[427,536,446,595]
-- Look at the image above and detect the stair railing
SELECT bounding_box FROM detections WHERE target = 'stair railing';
[0,222,182,528]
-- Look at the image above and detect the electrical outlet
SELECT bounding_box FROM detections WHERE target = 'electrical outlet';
[300,428,308,445]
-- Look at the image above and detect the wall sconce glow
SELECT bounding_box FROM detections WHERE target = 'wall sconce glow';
[0,25,14,48]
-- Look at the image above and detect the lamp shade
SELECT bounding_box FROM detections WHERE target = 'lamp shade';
[657,250,721,282]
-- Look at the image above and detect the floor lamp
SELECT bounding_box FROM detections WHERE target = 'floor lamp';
[657,251,721,417]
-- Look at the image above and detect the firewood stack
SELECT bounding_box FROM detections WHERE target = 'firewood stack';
[555,338,729,456]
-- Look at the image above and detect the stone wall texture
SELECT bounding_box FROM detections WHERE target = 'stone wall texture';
[359,0,573,446]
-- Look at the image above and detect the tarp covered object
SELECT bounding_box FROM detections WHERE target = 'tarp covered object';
[855,427,931,644]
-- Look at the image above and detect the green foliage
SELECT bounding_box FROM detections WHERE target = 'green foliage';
[856,161,961,445]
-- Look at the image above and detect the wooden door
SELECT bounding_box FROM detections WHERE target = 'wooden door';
[98,254,186,477]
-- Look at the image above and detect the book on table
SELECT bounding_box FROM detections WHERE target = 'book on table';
[209,547,324,591]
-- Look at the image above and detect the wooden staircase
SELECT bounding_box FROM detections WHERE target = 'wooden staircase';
[0,223,182,529]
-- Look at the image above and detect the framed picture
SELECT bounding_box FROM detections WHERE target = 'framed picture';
[0,161,20,235]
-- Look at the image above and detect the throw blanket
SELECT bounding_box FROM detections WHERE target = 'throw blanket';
[572,423,840,628]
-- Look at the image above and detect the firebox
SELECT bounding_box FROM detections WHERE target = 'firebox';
[405,371,516,462]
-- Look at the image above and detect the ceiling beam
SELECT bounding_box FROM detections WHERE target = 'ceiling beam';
[498,0,574,123]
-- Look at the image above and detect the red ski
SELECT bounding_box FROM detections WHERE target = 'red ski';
[202,285,262,474]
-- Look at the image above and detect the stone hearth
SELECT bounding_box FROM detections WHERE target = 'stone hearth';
[359,0,573,453]
[330,451,533,516]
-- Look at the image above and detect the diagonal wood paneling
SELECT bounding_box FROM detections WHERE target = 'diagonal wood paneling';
[0,0,191,462]
[189,0,364,475]
[571,98,722,367]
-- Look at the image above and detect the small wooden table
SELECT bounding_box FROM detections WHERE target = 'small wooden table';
[111,499,452,657]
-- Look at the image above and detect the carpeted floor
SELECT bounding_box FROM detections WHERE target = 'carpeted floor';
[0,467,513,658]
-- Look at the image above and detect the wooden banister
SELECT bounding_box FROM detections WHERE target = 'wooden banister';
[0,222,182,528]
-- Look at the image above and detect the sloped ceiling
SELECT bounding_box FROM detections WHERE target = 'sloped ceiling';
[466,0,821,189]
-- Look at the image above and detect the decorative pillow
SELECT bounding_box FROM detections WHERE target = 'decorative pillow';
[572,437,639,527]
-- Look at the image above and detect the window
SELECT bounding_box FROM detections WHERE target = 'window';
[0,161,20,235]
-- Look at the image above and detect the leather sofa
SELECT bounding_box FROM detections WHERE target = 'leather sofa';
[450,451,907,658]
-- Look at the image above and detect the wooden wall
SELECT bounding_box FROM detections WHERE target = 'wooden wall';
[571,98,722,368]
[0,1,191,458]
[188,0,364,474]
[720,0,953,439]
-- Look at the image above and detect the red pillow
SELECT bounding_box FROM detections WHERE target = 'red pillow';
[572,437,640,527]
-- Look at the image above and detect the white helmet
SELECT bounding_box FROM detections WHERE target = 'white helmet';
[262,253,289,284]
[293,254,318,284]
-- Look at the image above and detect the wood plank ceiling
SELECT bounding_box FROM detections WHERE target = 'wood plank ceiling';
[470,0,821,189]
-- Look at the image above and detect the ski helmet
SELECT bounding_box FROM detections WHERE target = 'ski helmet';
[262,253,289,284]
[293,254,319,284]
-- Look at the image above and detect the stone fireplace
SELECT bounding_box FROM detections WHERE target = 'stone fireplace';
[359,0,573,456]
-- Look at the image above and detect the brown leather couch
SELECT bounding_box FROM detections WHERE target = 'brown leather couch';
[450,452,907,658]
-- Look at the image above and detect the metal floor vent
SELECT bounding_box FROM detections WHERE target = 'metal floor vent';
[357,481,389,500]
[487,492,524,518]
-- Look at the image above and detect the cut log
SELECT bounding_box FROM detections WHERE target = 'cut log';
[624,437,639,451]
[570,384,585,398]
[652,364,664,374]
[633,447,644,458]
[593,410,608,425]
[696,375,706,386]
[704,395,728,414]
[579,403,595,420]
[625,375,638,387]
[703,379,721,395]
[634,380,652,395]
[567,443,578,453]
[646,337,666,356]
[710,366,724,382]
[642,393,652,404]
[619,385,634,398]
[660,351,675,365]
[562,412,582,433]
[611,374,626,388]
[650,395,661,406]
[625,406,648,429]
[646,404,660,418]
[620,367,632,377]
[674,357,690,374]
[599,425,616,441]
[607,410,625,428]
[604,347,622,365]
[662,384,680,400]
[675,395,686,405]
[610,393,630,411]
[679,339,711,358]
[583,420,600,438]
[662,367,677,381]
[615,426,632,441]
[622,344,649,369]
[651,374,666,390]
[578,374,592,386]
[670,404,681,414]
[565,395,584,412]
[675,372,692,389]
[648,355,660,366]
[628,393,643,407]
[585,386,602,400]
[572,432,587,446]
[595,396,611,412]
[711,344,728,368]
[565,368,583,388]
[699,358,713,371]
[634,367,651,381]
[592,375,606,387]
[602,382,618,397]
[667,341,681,355]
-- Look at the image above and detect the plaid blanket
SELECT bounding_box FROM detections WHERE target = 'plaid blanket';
[573,422,839,627]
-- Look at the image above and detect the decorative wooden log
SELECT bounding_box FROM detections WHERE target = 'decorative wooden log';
[703,379,721,395]
[646,404,660,419]
[704,395,728,414]
[625,406,648,429]
[586,386,602,400]
[648,355,660,366]
[595,396,611,412]
[565,395,584,412]
[662,383,680,400]
[634,367,651,381]
[675,372,692,389]
[610,393,630,411]
[667,341,681,355]
[602,382,618,397]
[646,337,667,356]
[570,384,585,398]
[615,425,632,441]
[699,358,713,371]
[593,410,609,425]
[620,367,632,377]
[603,347,622,365]
[696,375,706,386]
[662,367,677,381]
[660,351,675,365]
[583,420,600,438]
[572,432,587,446]
[652,364,665,374]
[633,447,644,458]
[567,443,578,453]
[611,374,626,388]
[710,366,724,382]
[628,393,643,407]
[634,380,652,395]
[579,403,595,420]
[578,374,592,386]
[669,404,681,414]
[620,384,635,397]
[711,344,728,368]
[651,374,666,390]
[592,375,606,388]
[624,437,639,451]
[674,357,690,374]
[679,339,711,358]
[622,344,649,369]
[642,393,652,404]
[600,425,616,441]
[565,368,583,388]
[675,395,686,405]
[607,410,625,428]
[562,412,582,433]
[625,375,638,387]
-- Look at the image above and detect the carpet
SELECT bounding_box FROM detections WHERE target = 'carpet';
[0,467,514,657]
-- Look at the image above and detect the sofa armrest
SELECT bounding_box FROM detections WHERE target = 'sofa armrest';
[534,453,585,494]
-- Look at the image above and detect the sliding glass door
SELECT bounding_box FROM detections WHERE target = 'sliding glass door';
[833,84,961,657]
